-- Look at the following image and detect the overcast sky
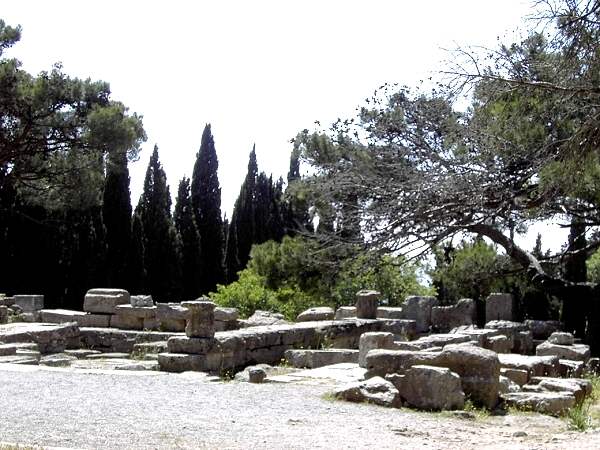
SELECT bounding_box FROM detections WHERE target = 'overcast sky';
[3,1,535,217]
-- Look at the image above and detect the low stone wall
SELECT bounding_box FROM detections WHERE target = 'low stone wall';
[159,318,417,373]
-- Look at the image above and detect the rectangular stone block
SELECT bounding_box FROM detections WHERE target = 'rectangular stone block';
[14,295,44,312]
[83,289,130,314]
[40,309,110,328]
[485,293,515,322]
[114,304,157,319]
[167,336,219,354]
[110,313,144,331]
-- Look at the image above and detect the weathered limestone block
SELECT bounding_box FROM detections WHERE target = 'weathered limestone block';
[284,349,358,368]
[239,310,290,328]
[402,295,439,333]
[408,333,473,351]
[84,289,130,314]
[438,344,500,409]
[548,332,574,346]
[182,300,215,338]
[334,306,356,320]
[40,309,111,328]
[248,367,267,383]
[501,391,575,415]
[167,336,220,354]
[355,290,380,319]
[450,327,502,346]
[498,353,560,377]
[498,375,521,394]
[0,305,7,324]
[558,359,584,378]
[215,307,239,322]
[130,295,153,307]
[0,343,17,356]
[0,322,79,354]
[485,293,514,322]
[529,376,592,403]
[377,307,404,319]
[358,332,395,367]
[40,353,77,367]
[525,320,562,340]
[333,376,400,408]
[155,303,187,331]
[296,307,335,322]
[485,321,533,354]
[78,327,141,353]
[14,295,44,312]
[430,299,476,332]
[484,335,511,354]
[113,305,157,330]
[400,365,465,410]
[536,341,590,362]
[365,349,442,378]
[0,354,39,365]
[500,368,529,386]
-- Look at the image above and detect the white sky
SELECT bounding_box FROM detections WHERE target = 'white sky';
[6,1,568,249]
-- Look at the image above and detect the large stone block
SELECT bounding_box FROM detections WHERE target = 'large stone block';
[333,376,400,408]
[485,293,514,322]
[14,295,44,312]
[536,341,590,362]
[358,332,395,367]
[0,305,7,324]
[40,309,110,328]
[182,300,215,338]
[501,391,575,415]
[402,295,439,333]
[355,290,380,319]
[485,320,529,353]
[376,307,404,319]
[529,376,592,404]
[296,307,334,322]
[84,289,130,314]
[130,295,154,307]
[214,307,239,322]
[498,353,560,377]
[167,336,220,354]
[548,332,574,346]
[334,306,356,320]
[431,298,476,332]
[399,365,465,410]
[284,349,358,368]
[239,310,289,328]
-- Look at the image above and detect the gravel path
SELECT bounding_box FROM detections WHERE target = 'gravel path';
[1,364,599,449]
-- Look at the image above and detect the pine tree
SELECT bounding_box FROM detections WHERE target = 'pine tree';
[191,124,225,293]
[137,145,182,300]
[102,150,131,288]
[174,177,202,300]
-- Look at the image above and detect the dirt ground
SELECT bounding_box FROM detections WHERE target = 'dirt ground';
[1,363,599,450]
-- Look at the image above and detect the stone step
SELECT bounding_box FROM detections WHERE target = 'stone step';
[0,354,39,365]
[132,341,168,357]
[284,349,358,369]
[86,352,131,360]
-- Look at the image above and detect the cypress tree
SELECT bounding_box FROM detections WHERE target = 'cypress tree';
[283,148,312,234]
[127,209,146,294]
[174,177,203,300]
[191,124,225,293]
[137,145,182,300]
[102,150,131,288]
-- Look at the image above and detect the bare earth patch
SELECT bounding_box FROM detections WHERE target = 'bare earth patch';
[1,364,599,449]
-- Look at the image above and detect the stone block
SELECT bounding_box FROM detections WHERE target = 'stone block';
[430,298,476,332]
[402,295,439,333]
[376,307,404,319]
[500,368,529,386]
[485,293,515,322]
[14,295,44,312]
[484,335,511,354]
[239,310,289,327]
[536,341,590,362]
[83,289,130,314]
[296,307,334,322]
[182,300,215,338]
[558,359,584,378]
[40,309,111,328]
[530,376,592,403]
[359,332,395,367]
[355,290,380,319]
[501,391,575,415]
[408,333,473,351]
[333,376,400,408]
[0,305,8,324]
[110,313,143,330]
[214,307,239,322]
[130,295,153,307]
[334,306,356,320]
[548,332,574,346]
[0,343,17,356]
[167,336,219,354]
[400,365,465,410]
[284,349,359,369]
[0,296,15,307]
[498,353,560,377]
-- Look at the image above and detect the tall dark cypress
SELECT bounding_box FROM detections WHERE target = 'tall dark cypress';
[174,177,203,300]
[127,209,146,294]
[191,124,225,293]
[284,148,312,234]
[225,147,285,282]
[137,145,182,300]
[102,150,131,287]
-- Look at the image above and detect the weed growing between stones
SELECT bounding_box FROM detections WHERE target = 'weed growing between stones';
[463,399,490,420]
[567,374,600,432]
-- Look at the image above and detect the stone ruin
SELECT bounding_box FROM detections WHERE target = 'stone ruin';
[0,289,598,416]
